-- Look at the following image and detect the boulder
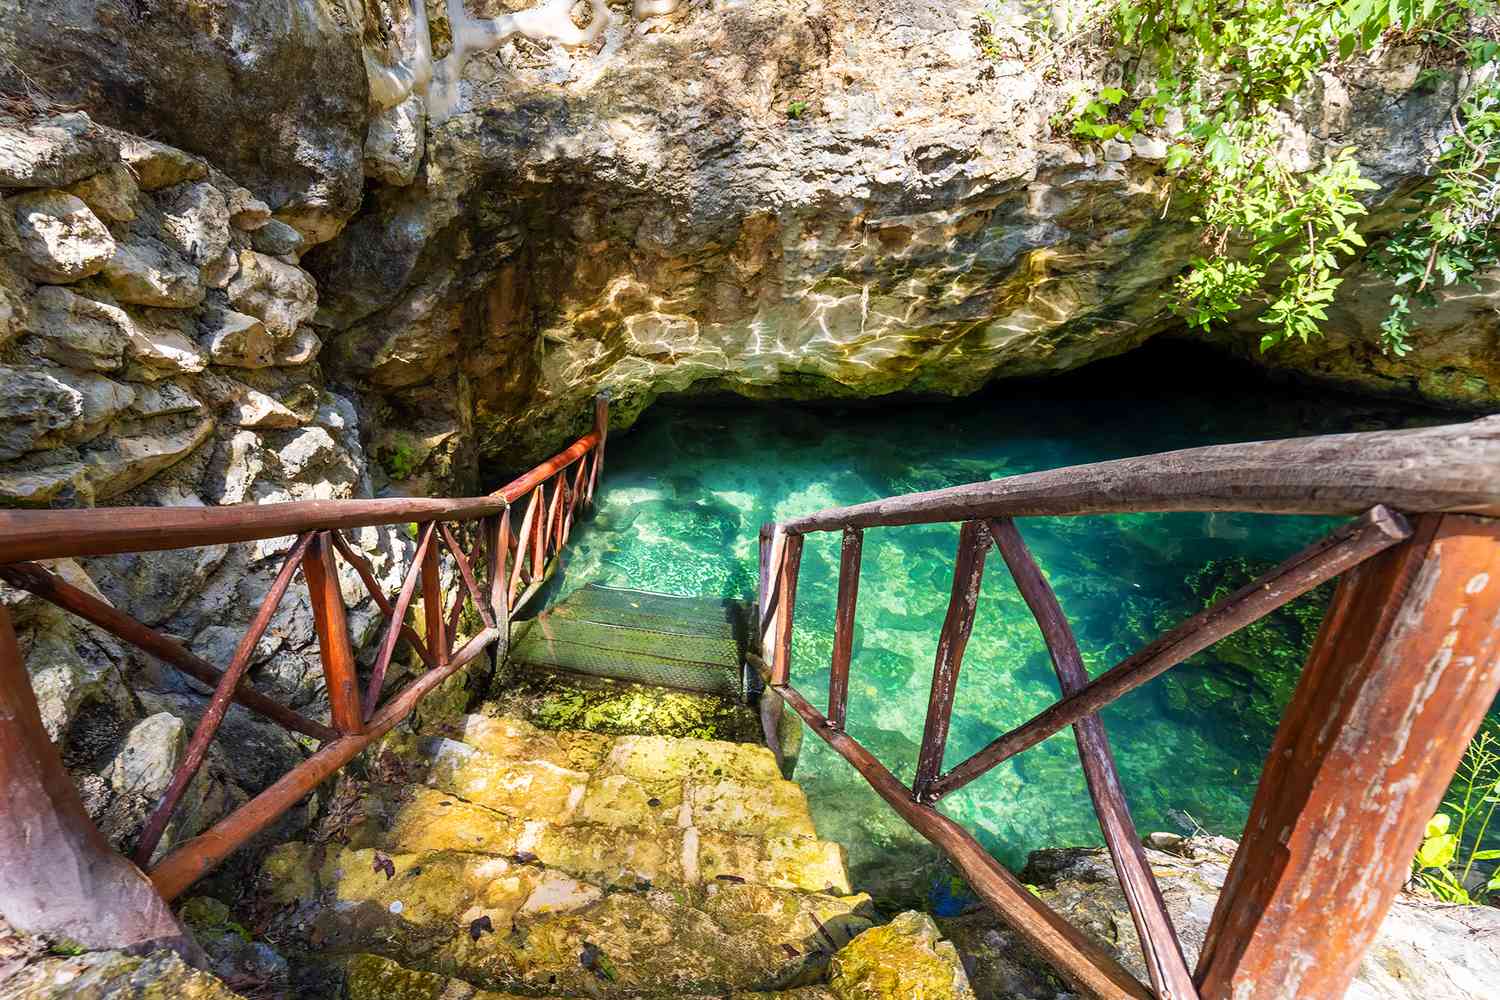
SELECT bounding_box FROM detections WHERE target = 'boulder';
[4,1,369,246]
[364,94,427,188]
[48,370,137,445]
[157,182,232,272]
[65,163,141,223]
[225,386,302,429]
[200,308,275,368]
[829,911,976,1000]
[107,712,187,799]
[118,135,209,191]
[0,365,85,460]
[250,219,304,257]
[9,189,116,283]
[0,946,244,998]
[225,251,317,338]
[24,285,128,371]
[100,234,206,308]
[82,414,216,501]
[0,113,120,189]
[129,382,203,419]
[120,306,210,376]
[274,326,321,366]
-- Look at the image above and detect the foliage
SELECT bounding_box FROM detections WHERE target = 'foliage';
[1373,71,1500,353]
[1412,726,1500,905]
[787,99,810,120]
[1057,0,1498,351]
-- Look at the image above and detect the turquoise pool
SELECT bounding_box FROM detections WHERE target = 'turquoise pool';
[541,349,1449,899]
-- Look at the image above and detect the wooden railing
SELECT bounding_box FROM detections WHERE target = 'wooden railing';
[755,416,1500,1000]
[0,396,608,954]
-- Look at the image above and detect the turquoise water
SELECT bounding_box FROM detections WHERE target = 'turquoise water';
[540,351,1446,898]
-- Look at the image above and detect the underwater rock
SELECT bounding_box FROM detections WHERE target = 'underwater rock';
[0,947,246,998]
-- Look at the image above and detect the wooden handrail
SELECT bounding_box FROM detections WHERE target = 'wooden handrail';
[0,496,509,565]
[784,416,1500,533]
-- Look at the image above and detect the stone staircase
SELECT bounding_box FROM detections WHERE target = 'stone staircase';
[255,709,878,998]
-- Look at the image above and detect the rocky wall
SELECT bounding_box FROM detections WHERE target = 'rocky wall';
[0,111,417,866]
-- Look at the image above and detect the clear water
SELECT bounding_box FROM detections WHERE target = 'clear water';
[539,349,1450,898]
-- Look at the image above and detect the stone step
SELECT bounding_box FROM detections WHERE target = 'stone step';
[259,844,875,998]
[344,952,839,999]
[386,717,818,840]
[338,783,850,894]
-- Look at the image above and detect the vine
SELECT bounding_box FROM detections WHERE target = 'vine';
[1047,0,1499,352]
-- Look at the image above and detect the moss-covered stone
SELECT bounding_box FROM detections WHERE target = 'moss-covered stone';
[828,911,976,1000]
[489,670,761,742]
[259,841,875,997]
[0,948,245,999]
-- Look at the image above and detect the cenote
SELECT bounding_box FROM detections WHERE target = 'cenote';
[535,346,1463,900]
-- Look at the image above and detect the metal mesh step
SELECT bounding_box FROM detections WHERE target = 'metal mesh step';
[511,585,750,698]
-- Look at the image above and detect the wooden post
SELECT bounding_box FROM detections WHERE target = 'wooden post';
[1197,514,1500,1000]
[303,532,363,736]
[587,393,609,504]
[913,520,990,802]
[828,526,863,731]
[770,533,804,687]
[0,604,203,960]
[990,518,1196,1000]
[422,525,447,665]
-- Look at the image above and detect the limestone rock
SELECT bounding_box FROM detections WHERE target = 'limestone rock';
[201,309,275,368]
[0,113,120,189]
[226,251,316,338]
[0,457,90,508]
[9,190,116,283]
[24,285,127,371]
[157,181,232,273]
[0,223,31,347]
[121,306,210,375]
[226,386,302,429]
[0,946,245,999]
[274,325,321,366]
[15,601,132,746]
[250,219,304,257]
[108,712,187,798]
[130,382,203,419]
[0,366,84,460]
[829,911,976,1000]
[82,415,216,501]
[226,188,273,231]
[47,369,137,445]
[6,2,369,245]
[364,94,427,187]
[116,141,202,196]
[65,162,140,223]
[100,234,206,308]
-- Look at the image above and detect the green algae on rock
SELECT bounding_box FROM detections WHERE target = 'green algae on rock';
[0,947,246,999]
[828,911,977,1000]
[489,669,762,743]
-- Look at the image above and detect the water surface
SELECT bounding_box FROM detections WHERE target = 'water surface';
[541,348,1450,898]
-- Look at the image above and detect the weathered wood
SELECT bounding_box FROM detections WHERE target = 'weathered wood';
[769,532,804,687]
[759,526,789,650]
[327,530,433,668]
[0,562,333,741]
[531,484,548,581]
[545,471,566,554]
[509,488,540,603]
[150,623,503,900]
[828,526,864,731]
[785,417,1500,534]
[587,394,609,504]
[912,521,991,802]
[422,529,447,664]
[442,523,495,631]
[774,681,1153,1000]
[930,506,1411,800]
[487,513,510,625]
[989,517,1197,1000]
[0,496,508,565]
[365,523,435,718]
[0,604,203,960]
[134,532,315,867]
[1197,513,1500,1000]
[756,524,786,762]
[303,532,363,737]
[494,431,602,503]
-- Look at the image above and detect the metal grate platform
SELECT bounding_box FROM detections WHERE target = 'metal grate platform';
[510,584,751,699]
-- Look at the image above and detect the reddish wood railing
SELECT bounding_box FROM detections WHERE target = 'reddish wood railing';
[756,416,1500,1000]
[0,396,609,946]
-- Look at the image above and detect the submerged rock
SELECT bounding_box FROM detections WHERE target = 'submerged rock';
[0,948,245,999]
